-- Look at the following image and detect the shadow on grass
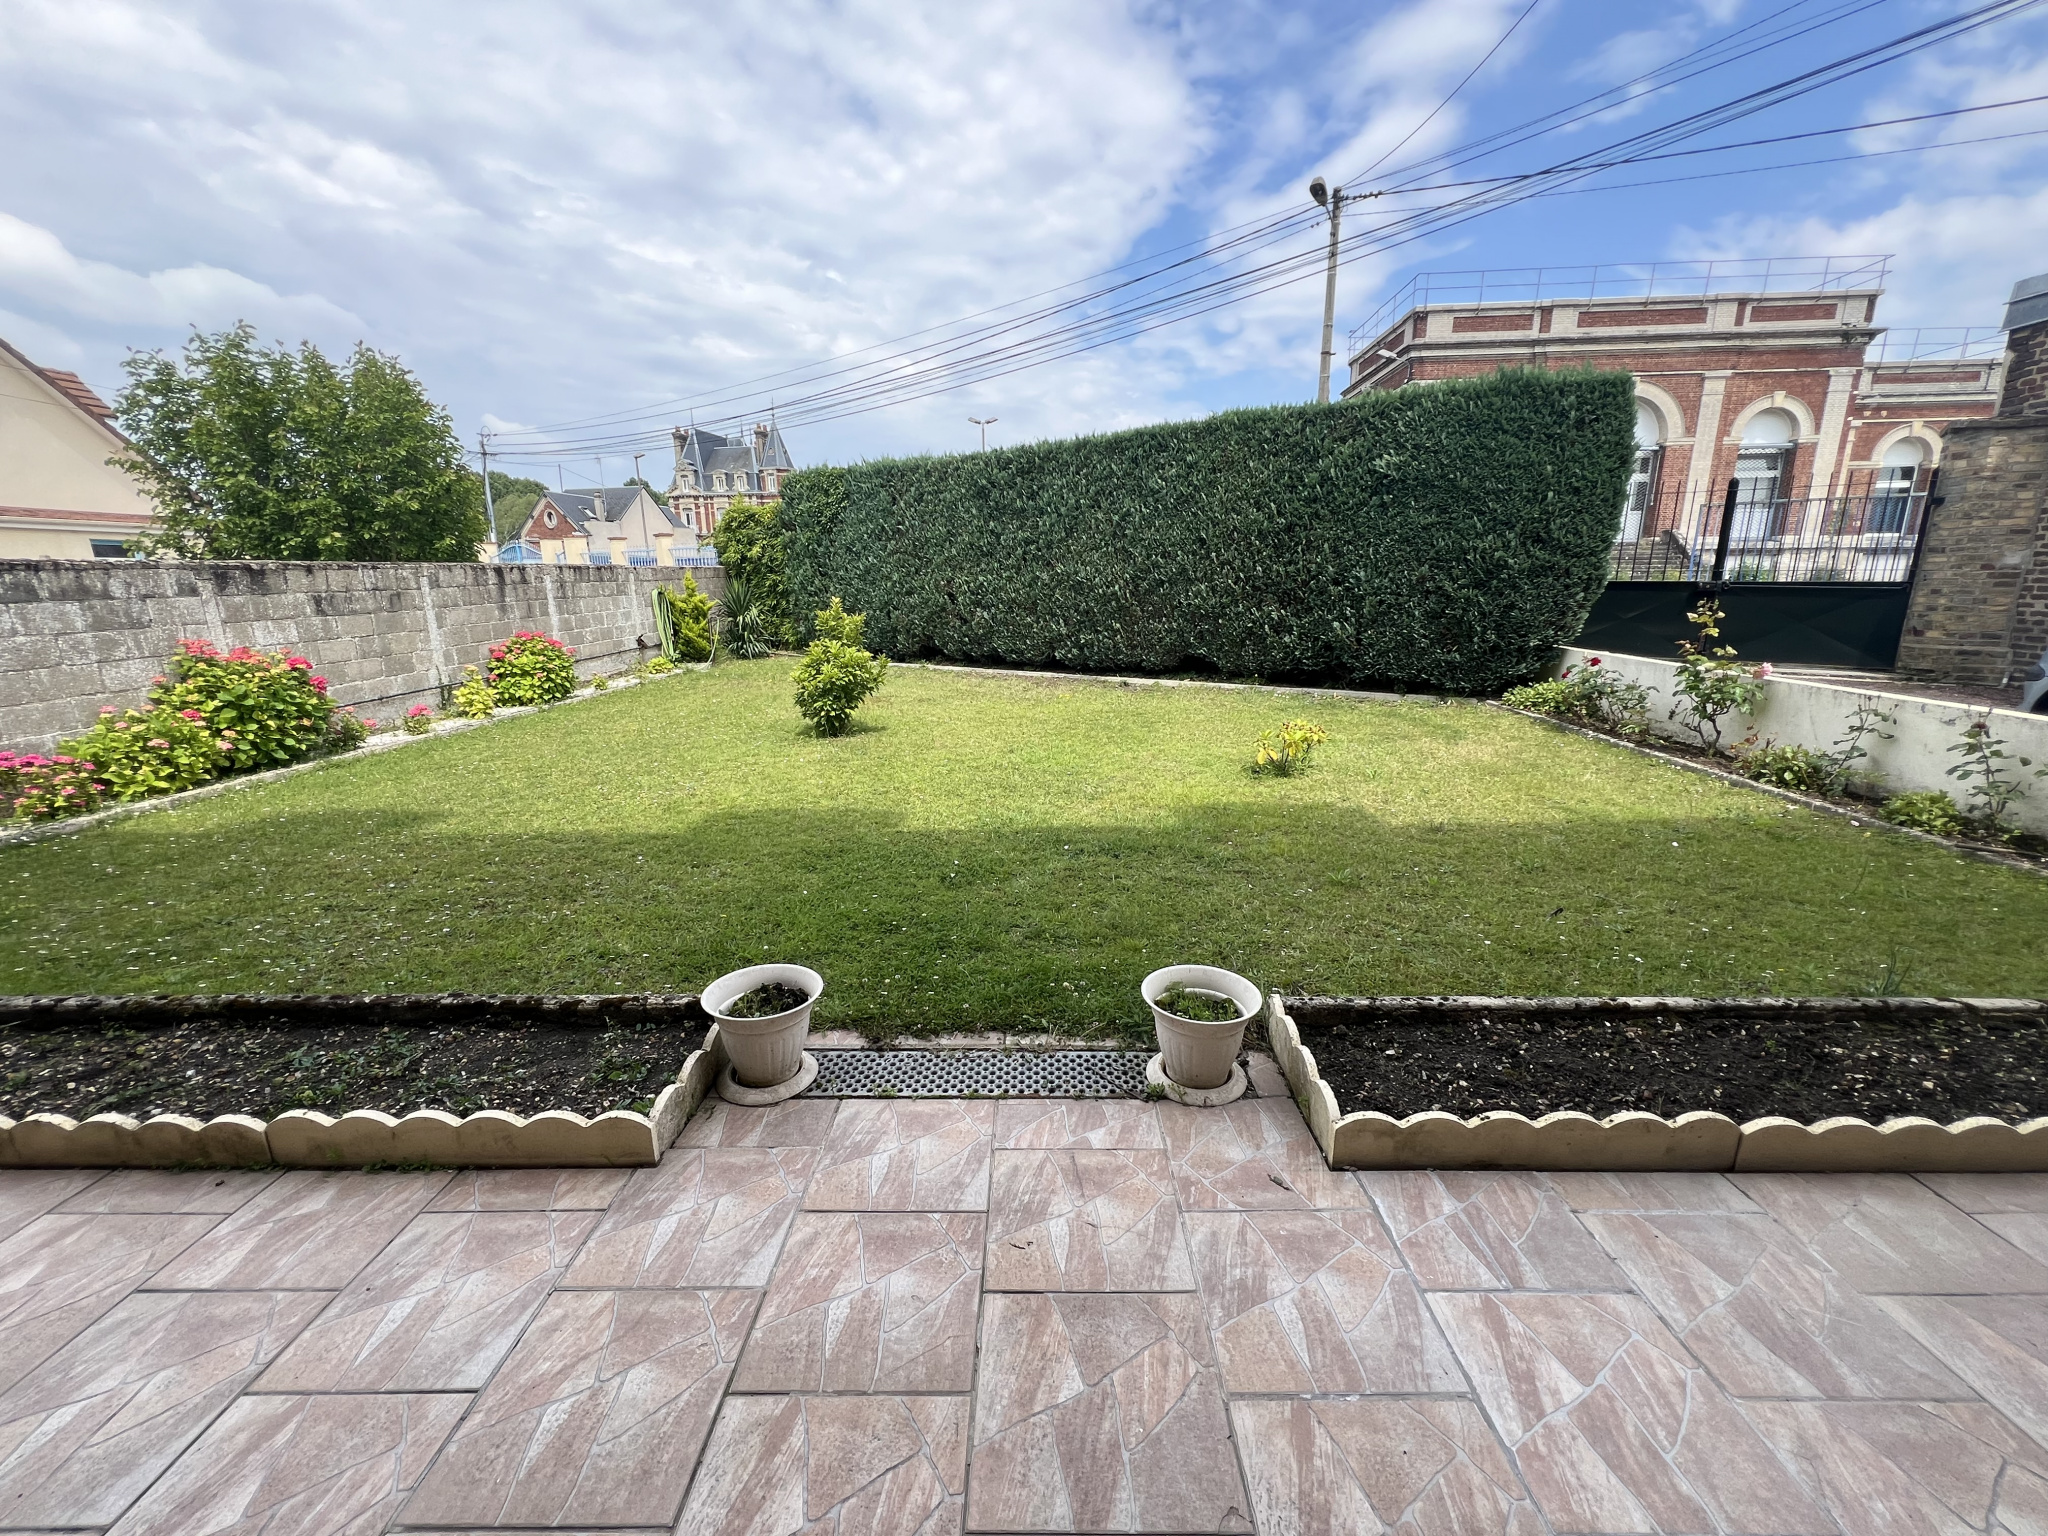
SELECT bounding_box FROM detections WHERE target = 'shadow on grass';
[6,792,2047,1037]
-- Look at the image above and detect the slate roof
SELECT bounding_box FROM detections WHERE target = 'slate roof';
[530,486,676,535]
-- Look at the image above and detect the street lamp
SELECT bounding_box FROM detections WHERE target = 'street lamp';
[1310,176,1347,404]
[969,416,998,451]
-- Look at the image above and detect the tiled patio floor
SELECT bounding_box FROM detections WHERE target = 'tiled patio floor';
[1,1080,2046,1533]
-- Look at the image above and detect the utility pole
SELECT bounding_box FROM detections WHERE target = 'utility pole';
[479,430,498,549]
[632,451,645,492]
[969,416,998,451]
[1310,177,1346,404]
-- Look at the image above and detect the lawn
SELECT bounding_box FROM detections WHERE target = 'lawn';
[4,661,2045,1040]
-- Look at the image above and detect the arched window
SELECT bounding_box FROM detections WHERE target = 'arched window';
[1732,408,1796,542]
[1870,438,1927,534]
[1621,402,1663,541]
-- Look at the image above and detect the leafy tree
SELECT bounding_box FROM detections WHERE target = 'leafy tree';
[114,324,486,561]
[485,471,548,542]
[708,498,794,642]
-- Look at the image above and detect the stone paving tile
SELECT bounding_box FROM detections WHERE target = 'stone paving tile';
[1915,1172,2048,1214]
[1429,1289,1838,1535]
[560,1147,813,1289]
[53,1168,281,1215]
[1366,1171,1632,1292]
[1232,1397,1543,1536]
[735,1211,982,1393]
[0,1213,220,1396]
[984,1150,1192,1292]
[1979,1213,2048,1269]
[806,1100,995,1212]
[1159,1098,1370,1212]
[968,1291,1251,1533]
[253,1209,599,1392]
[676,1098,842,1148]
[677,1393,966,1536]
[401,1287,755,1528]
[1244,1051,1291,1098]
[1743,1399,2048,1536]
[1731,1171,2048,1295]
[1583,1211,1974,1400]
[0,1289,323,1529]
[0,1171,104,1243]
[426,1169,631,1210]
[142,1170,448,1292]
[1184,1209,1464,1394]
[995,1098,1165,1149]
[1544,1171,1762,1214]
[104,1390,466,1535]
[1876,1293,2048,1450]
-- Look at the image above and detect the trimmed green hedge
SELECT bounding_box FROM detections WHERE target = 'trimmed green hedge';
[782,368,1633,691]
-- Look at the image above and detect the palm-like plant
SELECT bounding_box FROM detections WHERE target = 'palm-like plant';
[717,575,776,659]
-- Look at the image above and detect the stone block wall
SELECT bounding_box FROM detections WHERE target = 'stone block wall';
[2002,319,2048,417]
[0,560,726,752]
[1896,417,2048,686]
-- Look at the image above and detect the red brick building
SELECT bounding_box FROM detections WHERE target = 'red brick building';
[1342,258,2003,579]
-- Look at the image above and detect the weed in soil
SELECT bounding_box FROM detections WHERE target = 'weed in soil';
[1295,1006,2043,1123]
[721,982,810,1019]
[1155,986,1244,1023]
[0,1015,708,1122]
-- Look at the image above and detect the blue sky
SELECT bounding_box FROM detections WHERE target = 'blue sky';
[1,0,2043,476]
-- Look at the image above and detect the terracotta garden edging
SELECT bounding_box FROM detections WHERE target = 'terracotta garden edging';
[1265,994,2048,1172]
[0,993,722,1169]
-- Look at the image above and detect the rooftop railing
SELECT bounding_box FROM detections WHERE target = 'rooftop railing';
[1863,327,2007,364]
[1349,254,1892,354]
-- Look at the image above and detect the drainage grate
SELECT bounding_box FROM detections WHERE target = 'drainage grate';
[806,1049,1152,1097]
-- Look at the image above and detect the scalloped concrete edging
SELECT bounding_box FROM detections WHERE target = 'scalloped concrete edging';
[0,994,720,1168]
[1266,994,2048,1172]
[0,666,692,851]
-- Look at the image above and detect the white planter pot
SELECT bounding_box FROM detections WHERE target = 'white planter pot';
[1142,964,1259,1091]
[701,963,823,1089]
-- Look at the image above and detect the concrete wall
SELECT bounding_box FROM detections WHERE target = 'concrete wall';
[1554,645,2048,835]
[0,559,725,752]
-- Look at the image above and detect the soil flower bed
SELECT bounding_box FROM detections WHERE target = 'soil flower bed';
[1288,997,2045,1125]
[0,996,708,1123]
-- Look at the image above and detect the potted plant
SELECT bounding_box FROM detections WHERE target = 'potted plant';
[1141,964,1261,1106]
[701,963,824,1104]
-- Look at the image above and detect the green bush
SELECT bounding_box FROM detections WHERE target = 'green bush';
[813,595,866,647]
[487,631,577,706]
[60,706,228,801]
[652,575,713,663]
[1738,740,1831,795]
[719,575,778,659]
[709,499,793,644]
[780,369,1634,692]
[1501,656,1649,735]
[1252,718,1328,776]
[148,640,334,771]
[324,706,373,753]
[450,665,496,718]
[0,753,104,822]
[793,638,888,735]
[1880,790,1969,837]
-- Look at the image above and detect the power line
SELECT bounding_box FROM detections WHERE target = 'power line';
[1351,0,1545,182]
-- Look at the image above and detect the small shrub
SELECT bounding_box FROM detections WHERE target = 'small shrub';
[1252,719,1328,776]
[1880,790,1969,837]
[1502,656,1650,735]
[652,576,713,663]
[148,639,335,772]
[324,706,372,753]
[60,706,227,801]
[591,675,609,692]
[719,575,778,659]
[487,631,578,706]
[450,665,496,718]
[1737,740,1832,795]
[813,595,866,647]
[793,638,888,735]
[1668,602,1768,756]
[1,752,105,822]
[637,656,676,677]
[403,704,435,736]
[1945,718,2044,829]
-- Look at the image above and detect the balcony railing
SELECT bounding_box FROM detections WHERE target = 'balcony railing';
[1611,481,1927,585]
[1863,327,2006,364]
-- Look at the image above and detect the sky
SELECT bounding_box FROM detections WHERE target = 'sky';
[1,0,2045,479]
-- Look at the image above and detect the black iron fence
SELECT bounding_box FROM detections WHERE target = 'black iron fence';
[1610,479,1928,585]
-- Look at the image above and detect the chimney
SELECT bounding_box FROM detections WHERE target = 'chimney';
[1998,272,2048,417]
[754,422,770,458]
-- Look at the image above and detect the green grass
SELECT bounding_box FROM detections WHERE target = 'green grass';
[5,661,2045,1041]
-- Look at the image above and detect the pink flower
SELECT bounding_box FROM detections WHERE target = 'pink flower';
[180,709,205,721]
[1586,656,1602,667]
[147,738,170,749]
[100,705,116,715]
[220,729,237,738]
[152,675,168,684]
[1753,663,1773,679]
[53,755,73,765]
[407,704,433,718]
[309,676,328,692]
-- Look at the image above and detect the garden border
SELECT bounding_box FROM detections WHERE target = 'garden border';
[0,993,725,1168]
[0,665,699,851]
[1491,703,2048,877]
[1265,993,2048,1171]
